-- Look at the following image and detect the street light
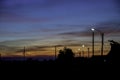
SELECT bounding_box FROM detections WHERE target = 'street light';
[101,33,104,56]
[91,28,95,31]
[98,32,104,56]
[23,46,26,60]
[82,45,85,57]
[91,28,104,56]
[55,46,57,59]
[78,48,81,57]
[87,48,90,58]
[0,53,1,61]
[82,45,85,48]
[91,28,95,56]
[78,48,80,51]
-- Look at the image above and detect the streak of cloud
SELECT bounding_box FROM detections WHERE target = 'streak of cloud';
[59,21,120,38]
[16,46,47,53]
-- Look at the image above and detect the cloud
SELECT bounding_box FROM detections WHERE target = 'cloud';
[0,0,3,6]
[58,21,120,38]
[95,21,120,35]
[0,45,21,55]
[16,46,47,53]
[29,24,84,33]
[1,0,112,9]
[0,39,42,47]
[0,44,50,56]
[0,23,86,38]
[0,0,77,8]
[59,31,94,37]
[115,0,120,13]
[0,12,51,23]
[1,0,117,24]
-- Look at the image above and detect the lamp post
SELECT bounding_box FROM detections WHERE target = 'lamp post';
[101,33,104,56]
[23,46,26,60]
[82,45,85,57]
[78,48,81,57]
[0,53,1,61]
[88,48,90,58]
[91,28,95,56]
[95,29,104,56]
[55,46,57,59]
[91,28,104,56]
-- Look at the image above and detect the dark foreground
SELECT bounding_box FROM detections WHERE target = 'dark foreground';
[0,55,114,64]
[0,40,119,72]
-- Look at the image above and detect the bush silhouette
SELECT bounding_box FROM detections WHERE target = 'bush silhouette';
[108,40,120,63]
[57,47,74,62]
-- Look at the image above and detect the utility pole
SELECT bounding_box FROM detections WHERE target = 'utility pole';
[91,28,104,57]
[79,52,81,57]
[101,33,104,56]
[78,48,81,57]
[55,46,57,59]
[0,53,1,61]
[82,45,85,57]
[88,48,90,58]
[23,46,26,60]
[92,29,95,56]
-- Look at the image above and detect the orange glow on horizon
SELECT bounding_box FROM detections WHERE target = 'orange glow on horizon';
[0,44,110,58]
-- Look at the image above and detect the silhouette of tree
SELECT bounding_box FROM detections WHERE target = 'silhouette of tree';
[108,40,120,63]
[57,47,74,62]
[58,50,64,60]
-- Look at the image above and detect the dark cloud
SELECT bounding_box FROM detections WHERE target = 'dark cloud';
[0,11,51,23]
[0,45,21,55]
[58,21,120,38]
[59,31,96,37]
[95,21,120,35]
[0,39,41,47]
[0,23,85,38]
[16,45,66,53]
[16,46,47,53]
[0,0,4,8]
[115,0,120,13]
[0,0,106,9]
[0,0,64,9]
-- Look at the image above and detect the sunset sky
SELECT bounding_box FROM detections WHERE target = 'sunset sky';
[0,0,120,57]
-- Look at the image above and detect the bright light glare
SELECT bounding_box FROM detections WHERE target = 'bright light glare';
[82,45,85,48]
[91,28,95,31]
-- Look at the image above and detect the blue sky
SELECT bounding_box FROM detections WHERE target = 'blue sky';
[0,0,120,47]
